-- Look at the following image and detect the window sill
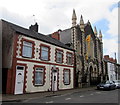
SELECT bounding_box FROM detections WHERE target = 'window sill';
[40,58,50,61]
[67,63,73,65]
[64,83,70,85]
[22,55,33,59]
[56,61,63,64]
[34,84,44,86]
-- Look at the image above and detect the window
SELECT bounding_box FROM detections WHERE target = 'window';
[64,70,70,85]
[56,49,63,63]
[22,41,33,58]
[41,46,49,60]
[85,35,94,59]
[67,53,72,64]
[35,67,44,85]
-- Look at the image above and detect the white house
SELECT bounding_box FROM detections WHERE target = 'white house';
[104,55,117,81]
[107,62,116,81]
[2,20,75,94]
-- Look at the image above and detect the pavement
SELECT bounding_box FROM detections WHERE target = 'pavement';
[2,86,96,103]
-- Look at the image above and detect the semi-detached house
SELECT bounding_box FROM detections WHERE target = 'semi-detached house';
[1,20,75,94]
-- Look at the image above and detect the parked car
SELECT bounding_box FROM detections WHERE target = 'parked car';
[113,80,120,89]
[97,80,116,90]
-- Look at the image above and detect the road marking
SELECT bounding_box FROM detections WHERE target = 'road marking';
[80,95,84,97]
[90,93,93,95]
[46,101,53,103]
[61,93,72,97]
[96,92,101,94]
[65,98,71,100]
[54,95,60,97]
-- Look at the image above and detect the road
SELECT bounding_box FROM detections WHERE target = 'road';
[23,89,119,103]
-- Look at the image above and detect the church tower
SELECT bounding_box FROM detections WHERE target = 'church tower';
[80,15,84,32]
[72,9,77,27]
[99,30,102,42]
[71,9,77,50]
[80,15,85,55]
[94,26,97,36]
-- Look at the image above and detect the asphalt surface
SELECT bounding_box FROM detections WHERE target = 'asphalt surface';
[2,86,96,102]
[22,89,119,103]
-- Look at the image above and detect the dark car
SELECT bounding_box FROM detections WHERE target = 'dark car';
[97,80,116,90]
[113,80,120,89]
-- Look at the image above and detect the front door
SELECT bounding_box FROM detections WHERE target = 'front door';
[52,70,58,91]
[15,66,25,94]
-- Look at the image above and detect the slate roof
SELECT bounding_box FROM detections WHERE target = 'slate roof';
[59,28,71,44]
[2,19,74,51]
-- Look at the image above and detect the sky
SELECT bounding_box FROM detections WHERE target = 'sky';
[0,0,119,62]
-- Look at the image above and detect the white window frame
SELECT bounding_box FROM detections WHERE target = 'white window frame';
[67,53,72,64]
[41,46,49,60]
[35,67,44,86]
[22,41,33,58]
[56,50,63,63]
[64,70,70,85]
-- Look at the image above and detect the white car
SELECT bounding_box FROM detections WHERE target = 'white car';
[113,80,120,89]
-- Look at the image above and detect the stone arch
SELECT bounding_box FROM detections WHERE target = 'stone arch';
[94,65,98,77]
[88,62,94,76]
[93,65,99,85]
[88,62,93,69]
[88,62,94,85]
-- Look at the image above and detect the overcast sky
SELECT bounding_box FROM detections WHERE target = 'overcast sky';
[0,0,119,62]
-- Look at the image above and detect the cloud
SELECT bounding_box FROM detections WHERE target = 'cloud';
[118,43,120,63]
[0,0,119,60]
[102,6,118,60]
[103,38,118,57]
[106,7,118,37]
[1,7,35,28]
[0,0,119,33]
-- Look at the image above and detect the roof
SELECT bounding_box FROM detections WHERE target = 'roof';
[2,19,74,51]
[59,28,71,44]
[103,59,116,64]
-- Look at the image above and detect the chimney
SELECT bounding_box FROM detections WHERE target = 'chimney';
[104,55,109,60]
[51,31,60,40]
[29,22,38,32]
[109,58,113,62]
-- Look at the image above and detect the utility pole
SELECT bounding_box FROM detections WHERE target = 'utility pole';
[115,52,117,80]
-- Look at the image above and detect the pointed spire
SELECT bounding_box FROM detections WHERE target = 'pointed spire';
[72,9,77,19]
[80,15,84,31]
[72,9,77,27]
[99,30,102,41]
[80,15,84,25]
[94,26,97,36]
[87,20,91,25]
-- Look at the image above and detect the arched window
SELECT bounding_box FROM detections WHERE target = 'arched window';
[85,35,94,59]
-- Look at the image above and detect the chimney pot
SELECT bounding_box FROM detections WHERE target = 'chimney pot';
[29,22,38,32]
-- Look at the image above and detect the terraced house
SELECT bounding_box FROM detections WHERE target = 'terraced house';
[2,20,75,94]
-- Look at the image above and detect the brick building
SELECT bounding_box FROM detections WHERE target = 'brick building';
[49,9,105,87]
[1,20,75,94]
